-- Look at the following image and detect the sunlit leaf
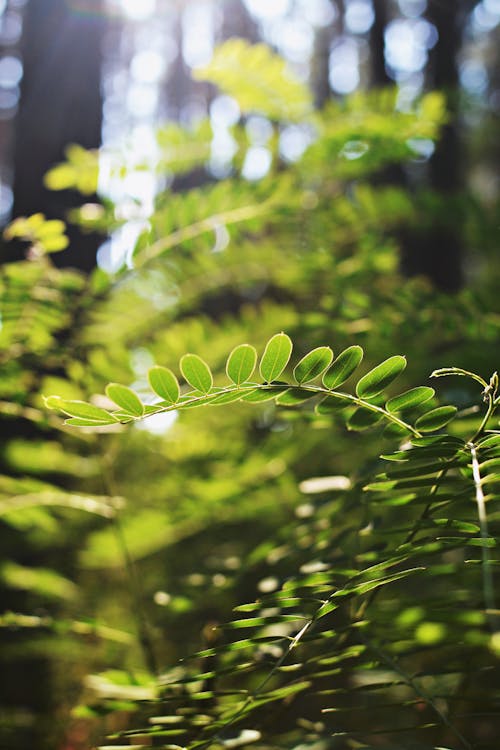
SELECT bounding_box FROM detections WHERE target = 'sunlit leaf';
[148,366,180,404]
[259,333,293,382]
[293,346,333,384]
[194,39,313,121]
[105,383,144,417]
[323,346,363,389]
[386,386,435,413]
[226,344,257,385]
[415,406,458,432]
[356,355,406,398]
[180,354,213,394]
[45,396,118,424]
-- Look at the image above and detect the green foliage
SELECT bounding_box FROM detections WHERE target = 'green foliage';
[46,339,500,749]
[193,38,313,121]
[3,213,69,255]
[1,39,499,750]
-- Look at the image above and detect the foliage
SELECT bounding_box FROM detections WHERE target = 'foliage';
[0,39,499,750]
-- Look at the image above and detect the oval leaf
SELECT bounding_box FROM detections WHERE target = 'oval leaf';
[148,366,180,404]
[293,346,334,385]
[323,346,363,389]
[347,408,383,431]
[259,333,293,383]
[180,354,213,394]
[105,383,144,417]
[226,344,257,385]
[356,355,407,399]
[386,386,435,413]
[45,396,118,423]
[415,405,458,432]
[275,388,316,406]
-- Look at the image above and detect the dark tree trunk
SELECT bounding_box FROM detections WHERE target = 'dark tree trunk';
[405,0,469,290]
[369,0,391,87]
[8,0,105,272]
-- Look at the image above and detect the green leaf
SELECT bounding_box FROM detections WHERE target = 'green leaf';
[415,406,458,432]
[193,39,313,121]
[356,355,407,399]
[180,354,213,394]
[241,386,288,402]
[386,386,435,413]
[276,388,316,406]
[347,408,383,431]
[259,333,293,383]
[226,344,258,385]
[64,417,120,427]
[45,396,118,424]
[322,346,363,389]
[105,384,144,417]
[148,366,180,404]
[293,346,334,384]
[315,394,348,414]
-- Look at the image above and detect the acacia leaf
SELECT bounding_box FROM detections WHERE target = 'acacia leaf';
[415,406,458,432]
[259,333,293,382]
[323,346,363,389]
[180,354,213,394]
[386,386,435,413]
[45,396,118,424]
[356,355,407,399]
[105,384,144,417]
[226,344,257,385]
[293,346,334,384]
[148,366,180,404]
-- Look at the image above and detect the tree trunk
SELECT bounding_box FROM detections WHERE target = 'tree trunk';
[8,0,105,272]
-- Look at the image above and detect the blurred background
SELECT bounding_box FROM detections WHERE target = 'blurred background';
[0,2,499,750]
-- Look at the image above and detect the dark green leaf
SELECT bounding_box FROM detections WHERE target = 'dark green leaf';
[241,385,288,402]
[386,386,435,413]
[323,345,363,389]
[356,355,407,399]
[226,344,257,385]
[315,394,349,414]
[347,408,383,431]
[180,354,213,394]
[259,333,293,382]
[415,406,458,432]
[105,383,144,417]
[147,366,180,404]
[293,346,333,384]
[276,388,316,405]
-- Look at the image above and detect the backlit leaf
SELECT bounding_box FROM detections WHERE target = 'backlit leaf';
[293,346,333,384]
[105,384,144,417]
[415,406,458,432]
[226,344,257,385]
[386,386,435,413]
[259,333,293,383]
[323,346,363,389]
[45,396,118,424]
[148,366,180,404]
[356,355,407,399]
[180,354,213,394]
